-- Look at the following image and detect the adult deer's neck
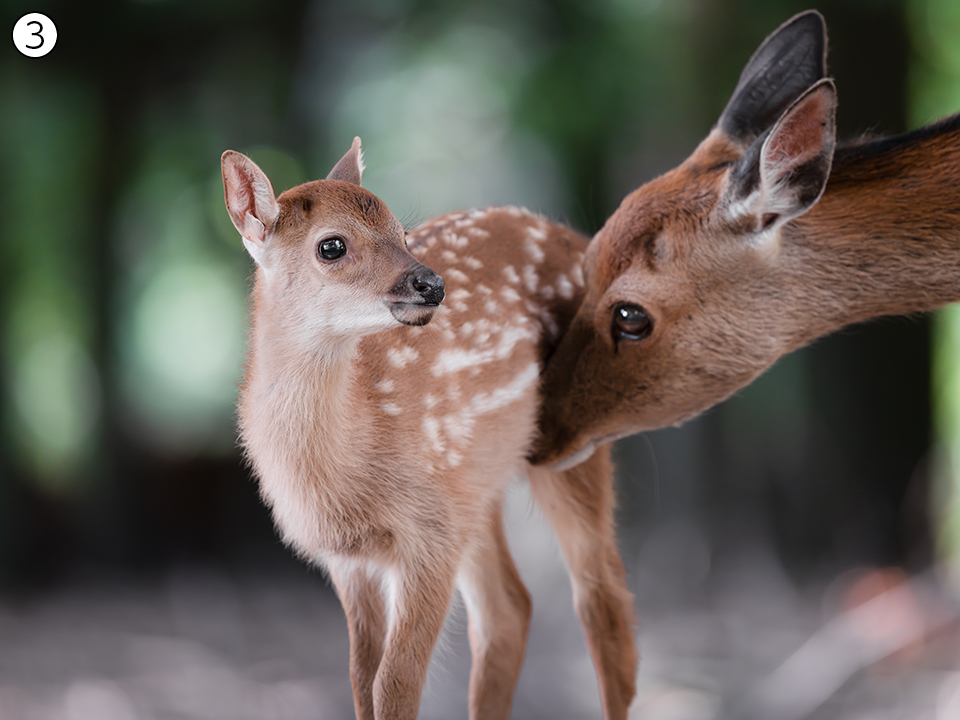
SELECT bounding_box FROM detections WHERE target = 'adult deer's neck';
[785,114,960,343]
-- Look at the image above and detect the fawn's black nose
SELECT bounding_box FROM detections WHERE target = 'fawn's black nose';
[409,266,445,305]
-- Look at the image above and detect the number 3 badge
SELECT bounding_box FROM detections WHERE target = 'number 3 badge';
[13,13,57,58]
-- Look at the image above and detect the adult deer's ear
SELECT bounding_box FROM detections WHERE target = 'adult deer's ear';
[222,150,280,265]
[717,10,828,146]
[326,136,365,186]
[723,79,837,236]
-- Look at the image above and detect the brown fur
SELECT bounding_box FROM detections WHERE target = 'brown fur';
[531,91,960,467]
[224,146,638,719]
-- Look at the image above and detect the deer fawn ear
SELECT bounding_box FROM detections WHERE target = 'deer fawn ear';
[222,150,280,265]
[724,79,837,236]
[718,10,827,146]
[326,136,365,186]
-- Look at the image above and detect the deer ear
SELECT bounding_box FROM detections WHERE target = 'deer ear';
[717,10,827,146]
[724,79,837,236]
[326,136,365,186]
[222,150,280,265]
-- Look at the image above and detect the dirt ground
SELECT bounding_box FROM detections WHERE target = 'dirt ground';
[1,486,958,720]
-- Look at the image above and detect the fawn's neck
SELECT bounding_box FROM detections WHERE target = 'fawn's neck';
[784,116,960,345]
[242,282,368,478]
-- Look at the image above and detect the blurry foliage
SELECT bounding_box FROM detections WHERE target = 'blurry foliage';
[912,0,960,585]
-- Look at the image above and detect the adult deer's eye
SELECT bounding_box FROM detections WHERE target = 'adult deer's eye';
[612,303,652,342]
[318,237,347,260]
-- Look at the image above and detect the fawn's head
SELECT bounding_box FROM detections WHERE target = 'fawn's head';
[222,138,444,339]
[534,11,837,467]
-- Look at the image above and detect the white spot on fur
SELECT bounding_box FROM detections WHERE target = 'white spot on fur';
[462,256,484,270]
[502,266,520,285]
[469,362,538,414]
[374,379,395,394]
[450,289,471,301]
[501,287,521,304]
[424,394,439,410]
[442,250,458,263]
[431,324,534,376]
[484,300,500,314]
[387,346,420,369]
[539,285,555,300]
[523,238,545,264]
[423,415,445,454]
[435,363,540,456]
[570,262,585,287]
[381,403,402,415]
[446,268,470,284]
[556,274,575,299]
[522,265,539,292]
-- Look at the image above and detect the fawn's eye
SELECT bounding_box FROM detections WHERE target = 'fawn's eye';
[611,303,652,342]
[318,237,347,261]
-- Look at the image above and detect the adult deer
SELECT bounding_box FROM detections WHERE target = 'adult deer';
[222,141,636,719]
[530,11,959,470]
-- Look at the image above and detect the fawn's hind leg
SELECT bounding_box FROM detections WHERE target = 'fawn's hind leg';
[457,496,533,720]
[327,560,388,720]
[528,445,638,720]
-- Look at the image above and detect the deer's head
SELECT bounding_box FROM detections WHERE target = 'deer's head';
[222,139,445,342]
[533,11,837,468]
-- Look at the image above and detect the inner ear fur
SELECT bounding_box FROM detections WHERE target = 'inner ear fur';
[725,79,838,229]
[718,10,828,146]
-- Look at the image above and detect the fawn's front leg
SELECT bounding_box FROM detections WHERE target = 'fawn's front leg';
[457,496,533,719]
[327,559,388,720]
[374,555,459,719]
[528,446,638,720]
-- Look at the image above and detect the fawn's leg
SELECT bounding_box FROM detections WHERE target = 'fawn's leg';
[374,555,459,719]
[327,560,388,720]
[528,445,638,720]
[457,497,533,720]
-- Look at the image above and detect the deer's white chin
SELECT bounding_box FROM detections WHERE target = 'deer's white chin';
[388,302,438,327]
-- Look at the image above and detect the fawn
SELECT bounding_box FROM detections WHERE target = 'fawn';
[222,140,636,719]
[529,10,960,469]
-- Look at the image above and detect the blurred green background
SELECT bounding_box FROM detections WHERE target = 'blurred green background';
[1,0,958,591]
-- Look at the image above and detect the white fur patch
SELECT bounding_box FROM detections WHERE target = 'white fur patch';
[570,262,585,287]
[387,346,420,369]
[523,239,545,264]
[522,265,539,292]
[556,274,575,299]
[431,324,533,376]
[446,268,470,285]
[445,233,470,249]
[502,266,520,285]
[462,256,484,270]
[501,287,521,304]
[374,379,395,394]
[423,415,445,454]
[381,403,402,415]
